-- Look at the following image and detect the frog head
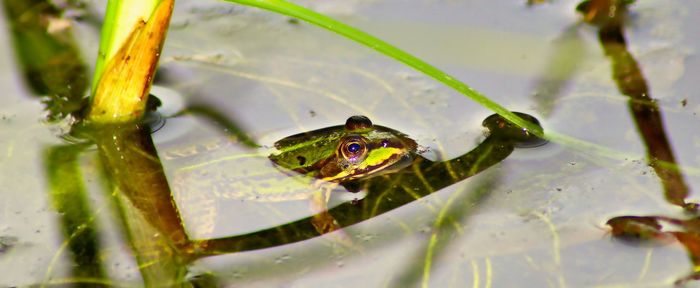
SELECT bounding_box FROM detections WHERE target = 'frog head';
[269,116,417,182]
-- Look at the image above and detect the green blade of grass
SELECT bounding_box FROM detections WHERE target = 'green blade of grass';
[220,0,543,137]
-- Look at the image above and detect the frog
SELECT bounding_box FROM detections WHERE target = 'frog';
[169,113,545,240]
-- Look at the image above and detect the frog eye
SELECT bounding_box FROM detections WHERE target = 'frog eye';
[347,143,362,153]
[340,137,367,163]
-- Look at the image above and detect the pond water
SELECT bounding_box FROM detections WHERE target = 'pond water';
[1,0,700,287]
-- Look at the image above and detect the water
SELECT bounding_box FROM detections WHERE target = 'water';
[2,0,700,286]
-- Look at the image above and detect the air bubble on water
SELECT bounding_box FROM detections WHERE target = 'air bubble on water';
[231,270,244,279]
[275,254,292,264]
[359,233,376,242]
[0,236,19,252]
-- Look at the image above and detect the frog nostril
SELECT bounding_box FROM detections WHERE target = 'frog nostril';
[297,156,307,166]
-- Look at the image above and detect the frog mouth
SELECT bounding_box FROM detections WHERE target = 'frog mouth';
[359,152,413,178]
[339,152,413,181]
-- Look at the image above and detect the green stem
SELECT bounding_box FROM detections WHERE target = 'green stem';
[91,0,118,94]
[91,0,160,94]
[87,0,173,123]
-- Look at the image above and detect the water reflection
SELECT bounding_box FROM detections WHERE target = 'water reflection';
[2,0,89,121]
[45,144,107,283]
[590,6,693,211]
[173,104,259,148]
[391,174,501,287]
[530,25,586,117]
[574,0,698,284]
[88,122,193,284]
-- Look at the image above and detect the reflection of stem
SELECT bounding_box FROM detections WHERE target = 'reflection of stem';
[91,123,191,285]
[531,25,585,116]
[394,174,500,288]
[174,105,259,148]
[178,60,375,117]
[44,144,106,284]
[2,0,88,120]
[597,23,692,210]
[583,1,698,282]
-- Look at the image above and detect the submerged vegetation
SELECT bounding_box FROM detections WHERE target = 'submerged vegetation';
[1,0,699,286]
